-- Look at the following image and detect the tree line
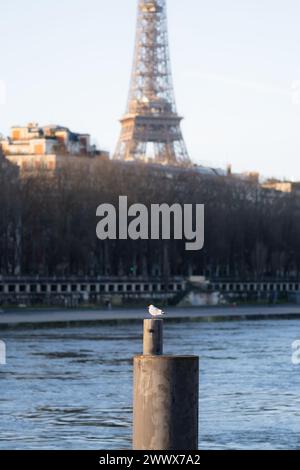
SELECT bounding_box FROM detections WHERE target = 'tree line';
[1,157,300,280]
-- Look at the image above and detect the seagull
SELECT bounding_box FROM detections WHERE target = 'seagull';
[148,304,165,317]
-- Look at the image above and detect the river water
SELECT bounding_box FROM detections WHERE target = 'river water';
[0,317,300,450]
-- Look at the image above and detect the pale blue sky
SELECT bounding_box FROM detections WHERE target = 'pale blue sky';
[1,0,300,179]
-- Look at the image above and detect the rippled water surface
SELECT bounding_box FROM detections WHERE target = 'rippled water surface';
[1,317,300,449]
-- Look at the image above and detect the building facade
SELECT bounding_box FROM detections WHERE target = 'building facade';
[0,123,109,174]
[261,180,300,194]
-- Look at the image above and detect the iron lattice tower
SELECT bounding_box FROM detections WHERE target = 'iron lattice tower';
[114,0,191,166]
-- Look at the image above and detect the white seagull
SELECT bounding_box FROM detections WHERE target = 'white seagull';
[148,304,165,317]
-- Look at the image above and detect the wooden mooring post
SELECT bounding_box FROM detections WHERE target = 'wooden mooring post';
[143,318,163,355]
[133,318,199,451]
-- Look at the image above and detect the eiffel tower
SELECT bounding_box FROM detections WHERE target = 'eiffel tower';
[114,0,191,166]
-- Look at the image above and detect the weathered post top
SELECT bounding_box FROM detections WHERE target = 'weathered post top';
[143,318,163,355]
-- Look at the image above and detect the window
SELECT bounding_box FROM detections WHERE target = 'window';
[34,144,44,154]
[12,130,20,140]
